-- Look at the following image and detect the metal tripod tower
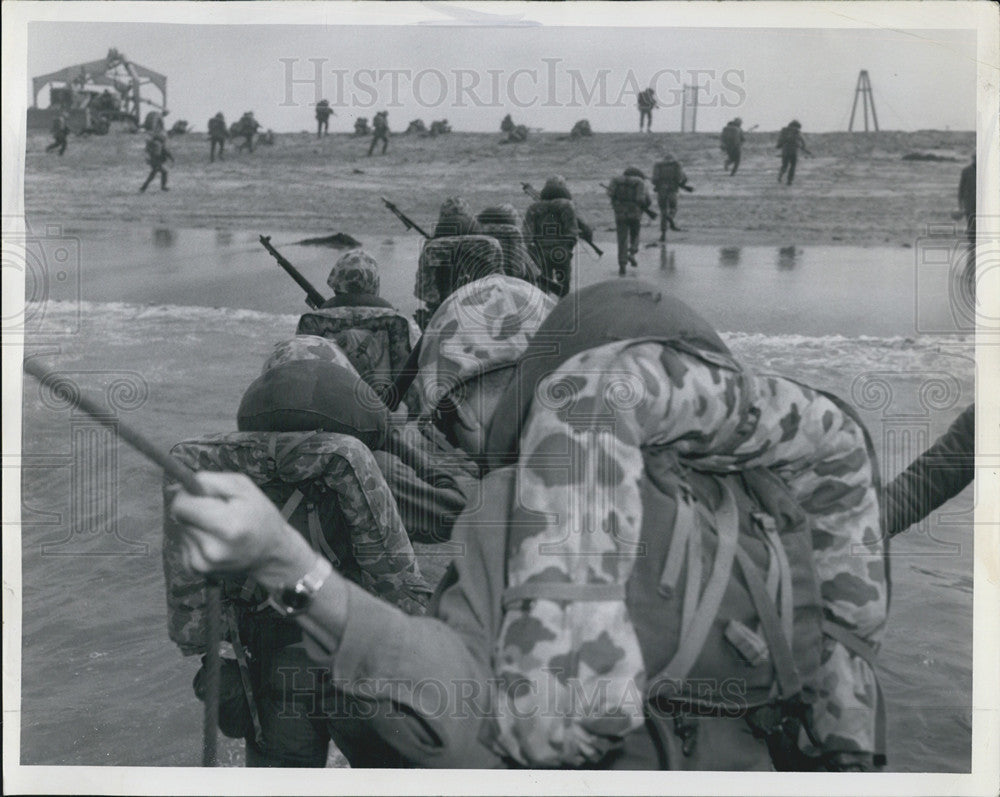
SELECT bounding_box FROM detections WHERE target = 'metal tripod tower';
[680,84,699,132]
[848,70,879,132]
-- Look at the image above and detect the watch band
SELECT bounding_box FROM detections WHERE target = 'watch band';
[268,555,333,617]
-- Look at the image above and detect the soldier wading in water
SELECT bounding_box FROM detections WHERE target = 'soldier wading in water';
[168,276,889,773]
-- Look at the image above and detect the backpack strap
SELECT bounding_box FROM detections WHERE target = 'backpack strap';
[659,482,740,681]
[821,619,887,766]
[279,489,304,520]
[306,503,341,568]
[733,546,802,700]
[658,490,693,598]
[755,512,794,646]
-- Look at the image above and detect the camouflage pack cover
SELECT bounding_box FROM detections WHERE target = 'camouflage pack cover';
[261,334,360,376]
[652,159,683,192]
[413,235,504,308]
[523,198,578,244]
[487,338,888,766]
[609,174,647,208]
[296,307,418,389]
[163,431,431,655]
[415,274,556,417]
[477,222,541,285]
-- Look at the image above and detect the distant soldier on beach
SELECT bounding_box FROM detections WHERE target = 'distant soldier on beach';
[354,117,370,137]
[777,120,810,185]
[368,111,389,156]
[720,118,745,176]
[429,119,451,136]
[569,119,592,139]
[637,87,657,132]
[316,99,334,138]
[46,111,70,156]
[139,132,173,193]
[501,114,528,143]
[523,175,589,297]
[608,167,655,274]
[958,153,976,234]
[651,151,689,240]
[236,111,260,153]
[207,112,227,163]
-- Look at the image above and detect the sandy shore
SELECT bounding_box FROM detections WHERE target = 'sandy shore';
[24,129,973,247]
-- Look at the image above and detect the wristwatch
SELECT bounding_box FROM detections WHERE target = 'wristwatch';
[268,555,333,617]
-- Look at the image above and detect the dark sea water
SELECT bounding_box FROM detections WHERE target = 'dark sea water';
[56,224,976,337]
[17,226,976,771]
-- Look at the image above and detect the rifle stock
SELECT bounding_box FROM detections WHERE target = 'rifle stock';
[259,235,327,310]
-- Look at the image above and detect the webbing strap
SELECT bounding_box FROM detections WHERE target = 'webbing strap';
[734,546,802,699]
[753,513,781,602]
[822,620,887,763]
[680,510,704,640]
[501,581,626,610]
[223,608,264,747]
[307,506,340,568]
[279,489,304,521]
[662,483,739,682]
[760,520,794,648]
[658,493,692,597]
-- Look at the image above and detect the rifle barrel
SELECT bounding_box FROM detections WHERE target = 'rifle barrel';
[259,235,326,309]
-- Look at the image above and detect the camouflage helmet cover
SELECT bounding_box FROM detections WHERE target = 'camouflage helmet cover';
[416,274,556,416]
[540,175,572,201]
[327,249,381,296]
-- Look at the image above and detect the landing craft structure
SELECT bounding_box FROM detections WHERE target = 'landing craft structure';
[27,48,167,135]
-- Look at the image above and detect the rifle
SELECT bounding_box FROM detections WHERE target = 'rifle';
[381,196,431,239]
[521,182,603,257]
[600,183,659,219]
[259,235,327,310]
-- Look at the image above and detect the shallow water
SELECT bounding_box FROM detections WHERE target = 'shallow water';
[55,225,976,337]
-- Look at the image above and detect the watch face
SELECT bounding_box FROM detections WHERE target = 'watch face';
[281,586,309,612]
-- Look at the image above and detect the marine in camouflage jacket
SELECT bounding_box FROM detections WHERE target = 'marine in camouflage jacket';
[294,319,886,768]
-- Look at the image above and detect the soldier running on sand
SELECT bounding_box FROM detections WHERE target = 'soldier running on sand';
[720,118,745,176]
[207,112,227,163]
[651,152,689,240]
[368,111,389,156]
[608,167,655,274]
[140,132,173,193]
[46,112,70,156]
[777,120,810,185]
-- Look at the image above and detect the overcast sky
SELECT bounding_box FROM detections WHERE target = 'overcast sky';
[26,17,977,134]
